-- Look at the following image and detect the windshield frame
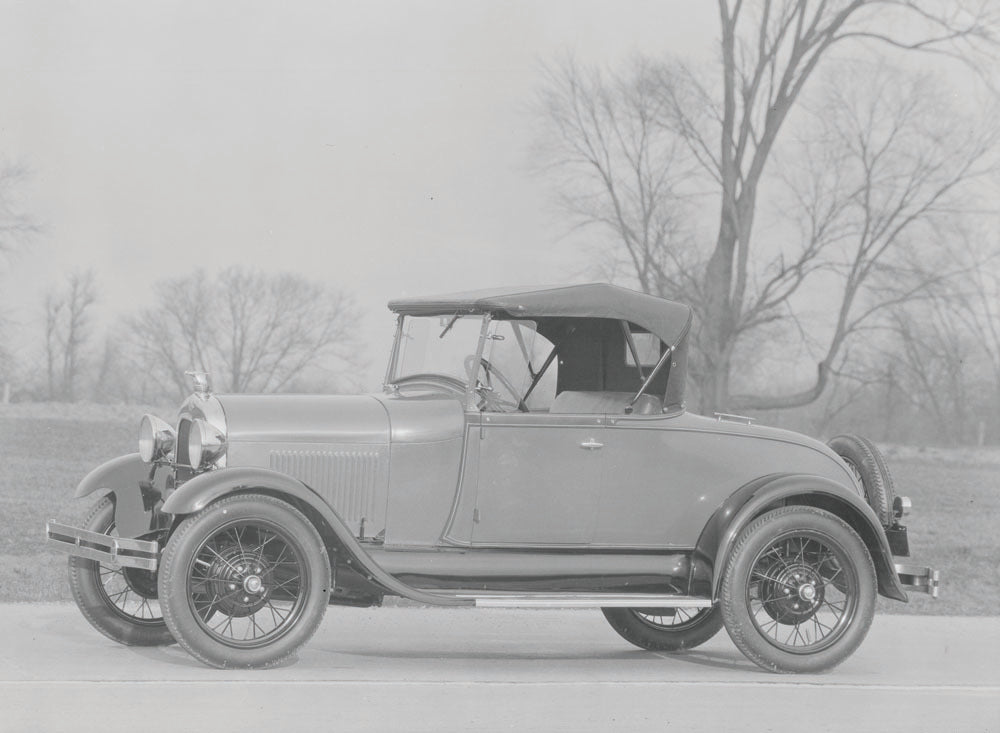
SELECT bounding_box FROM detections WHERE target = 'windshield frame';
[383,312,493,410]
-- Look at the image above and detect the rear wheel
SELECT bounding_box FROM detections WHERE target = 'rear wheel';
[720,506,876,673]
[602,605,722,652]
[67,497,174,646]
[158,494,331,669]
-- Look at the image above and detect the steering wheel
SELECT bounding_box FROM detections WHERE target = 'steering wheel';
[463,355,528,412]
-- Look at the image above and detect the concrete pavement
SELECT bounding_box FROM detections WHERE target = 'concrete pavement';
[1,604,997,732]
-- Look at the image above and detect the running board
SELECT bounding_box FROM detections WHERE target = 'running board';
[420,592,714,609]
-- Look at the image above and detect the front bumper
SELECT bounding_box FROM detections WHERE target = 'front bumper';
[46,521,159,571]
[894,562,940,598]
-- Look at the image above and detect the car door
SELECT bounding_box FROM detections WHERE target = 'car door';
[468,412,604,546]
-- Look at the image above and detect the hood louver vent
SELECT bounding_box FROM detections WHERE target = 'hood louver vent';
[269,449,379,524]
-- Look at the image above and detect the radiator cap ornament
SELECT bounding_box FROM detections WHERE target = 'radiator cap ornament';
[185,370,212,399]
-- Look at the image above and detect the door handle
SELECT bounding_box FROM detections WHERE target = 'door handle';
[579,439,604,450]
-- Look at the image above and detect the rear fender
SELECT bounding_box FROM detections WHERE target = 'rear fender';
[160,467,472,607]
[695,473,907,602]
[74,453,155,538]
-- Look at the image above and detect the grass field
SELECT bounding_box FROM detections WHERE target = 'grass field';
[3,404,998,614]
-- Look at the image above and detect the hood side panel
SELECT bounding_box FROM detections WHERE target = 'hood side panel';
[218,394,390,444]
[219,394,391,537]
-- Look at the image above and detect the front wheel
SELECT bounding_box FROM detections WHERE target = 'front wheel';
[720,506,876,674]
[602,606,722,652]
[67,497,174,646]
[158,494,331,669]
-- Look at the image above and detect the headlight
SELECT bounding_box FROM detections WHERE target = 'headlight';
[138,414,176,463]
[187,418,226,469]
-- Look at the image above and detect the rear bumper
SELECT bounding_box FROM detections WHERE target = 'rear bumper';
[46,521,159,571]
[895,562,940,598]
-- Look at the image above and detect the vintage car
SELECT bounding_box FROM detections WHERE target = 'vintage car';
[47,284,938,672]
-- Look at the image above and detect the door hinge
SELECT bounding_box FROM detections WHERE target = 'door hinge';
[473,508,480,524]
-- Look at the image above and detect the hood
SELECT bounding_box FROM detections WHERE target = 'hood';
[213,393,390,445]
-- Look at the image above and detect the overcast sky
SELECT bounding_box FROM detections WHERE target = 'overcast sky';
[0,1,718,387]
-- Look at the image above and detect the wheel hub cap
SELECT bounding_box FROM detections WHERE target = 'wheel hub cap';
[759,563,824,624]
[204,550,272,617]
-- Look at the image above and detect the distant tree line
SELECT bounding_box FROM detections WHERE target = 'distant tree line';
[3,265,363,405]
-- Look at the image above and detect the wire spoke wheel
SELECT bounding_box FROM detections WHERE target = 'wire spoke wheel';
[187,520,309,649]
[720,506,876,673]
[747,533,857,654]
[159,494,330,669]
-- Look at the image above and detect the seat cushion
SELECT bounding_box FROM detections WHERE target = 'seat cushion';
[549,390,662,415]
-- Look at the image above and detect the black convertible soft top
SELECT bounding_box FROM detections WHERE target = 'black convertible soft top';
[388,283,692,348]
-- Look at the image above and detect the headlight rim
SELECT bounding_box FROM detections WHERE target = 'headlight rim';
[138,414,176,464]
[187,417,226,469]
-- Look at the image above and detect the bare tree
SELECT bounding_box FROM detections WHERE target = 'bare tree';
[43,270,98,402]
[534,59,706,300]
[687,0,996,410]
[537,1,997,411]
[0,162,40,395]
[728,67,996,408]
[126,267,363,399]
[0,162,39,258]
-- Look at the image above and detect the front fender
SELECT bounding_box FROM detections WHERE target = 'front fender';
[160,467,472,607]
[696,473,907,602]
[74,453,154,538]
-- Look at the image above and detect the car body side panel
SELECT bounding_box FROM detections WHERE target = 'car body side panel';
[375,394,468,546]
[596,411,858,547]
[373,393,466,444]
[441,422,482,545]
[382,438,465,545]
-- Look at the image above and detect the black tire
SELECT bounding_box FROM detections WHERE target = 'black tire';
[158,494,331,669]
[67,497,174,646]
[720,506,876,674]
[602,605,722,652]
[827,434,895,527]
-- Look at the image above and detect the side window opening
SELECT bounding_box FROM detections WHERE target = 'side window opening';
[483,319,557,411]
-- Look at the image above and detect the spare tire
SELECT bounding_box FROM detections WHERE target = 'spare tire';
[827,434,895,527]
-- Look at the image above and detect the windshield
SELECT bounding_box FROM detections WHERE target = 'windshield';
[393,315,486,384]
[390,315,556,409]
